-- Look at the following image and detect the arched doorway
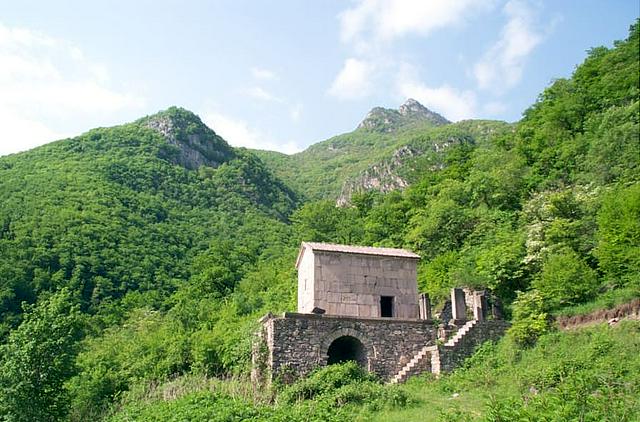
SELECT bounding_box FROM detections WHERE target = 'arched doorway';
[326,335,367,367]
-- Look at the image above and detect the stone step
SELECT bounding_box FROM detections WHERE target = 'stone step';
[444,320,478,347]
[403,320,510,380]
[391,320,509,383]
[391,345,439,384]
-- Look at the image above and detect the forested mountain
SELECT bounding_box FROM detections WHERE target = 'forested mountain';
[0,107,298,333]
[253,99,511,202]
[0,20,638,422]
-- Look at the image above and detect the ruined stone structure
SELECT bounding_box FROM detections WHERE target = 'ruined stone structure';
[252,242,508,385]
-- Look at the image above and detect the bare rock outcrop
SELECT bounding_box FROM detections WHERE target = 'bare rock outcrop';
[141,107,235,170]
[357,99,450,132]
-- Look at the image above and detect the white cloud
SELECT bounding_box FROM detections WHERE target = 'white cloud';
[483,101,507,115]
[0,106,67,154]
[0,22,145,156]
[473,0,543,91]
[332,1,497,102]
[244,86,284,103]
[339,0,492,43]
[396,65,476,121]
[251,67,277,81]
[328,58,375,100]
[202,111,301,154]
[290,104,303,122]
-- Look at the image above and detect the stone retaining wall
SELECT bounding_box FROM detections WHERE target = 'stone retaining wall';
[253,312,437,384]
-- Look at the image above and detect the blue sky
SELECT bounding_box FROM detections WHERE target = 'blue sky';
[1,1,638,156]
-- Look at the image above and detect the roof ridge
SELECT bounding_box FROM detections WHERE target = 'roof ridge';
[300,241,420,260]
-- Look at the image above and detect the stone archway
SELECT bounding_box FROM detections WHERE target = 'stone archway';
[321,328,374,370]
[327,335,367,367]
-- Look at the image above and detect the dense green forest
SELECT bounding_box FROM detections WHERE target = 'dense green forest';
[0,21,638,422]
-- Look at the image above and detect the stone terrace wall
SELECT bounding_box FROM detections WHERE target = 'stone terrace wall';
[255,313,437,383]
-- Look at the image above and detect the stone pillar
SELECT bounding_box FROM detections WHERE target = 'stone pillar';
[419,293,431,320]
[472,291,488,321]
[451,288,466,324]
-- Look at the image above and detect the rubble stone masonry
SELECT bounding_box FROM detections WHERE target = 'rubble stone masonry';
[253,312,437,383]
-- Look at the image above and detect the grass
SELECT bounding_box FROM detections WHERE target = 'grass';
[118,373,271,405]
[553,285,639,318]
[374,320,640,421]
[105,320,640,421]
[371,379,488,422]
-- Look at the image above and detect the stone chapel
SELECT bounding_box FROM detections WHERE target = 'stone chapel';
[252,242,508,385]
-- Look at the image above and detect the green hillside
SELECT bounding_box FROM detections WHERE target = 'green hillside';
[106,320,640,422]
[253,101,512,202]
[0,19,638,422]
[0,106,298,332]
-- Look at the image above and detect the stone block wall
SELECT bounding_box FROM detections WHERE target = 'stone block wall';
[254,312,437,384]
[298,250,420,319]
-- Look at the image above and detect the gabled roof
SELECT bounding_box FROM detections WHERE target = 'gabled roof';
[295,242,420,268]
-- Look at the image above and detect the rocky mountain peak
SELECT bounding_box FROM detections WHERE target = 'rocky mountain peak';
[142,107,209,140]
[139,107,235,170]
[398,98,450,125]
[357,99,450,132]
[357,107,403,132]
[398,98,424,115]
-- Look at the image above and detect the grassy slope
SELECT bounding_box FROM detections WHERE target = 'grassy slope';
[253,128,408,200]
[376,320,640,421]
[106,320,640,421]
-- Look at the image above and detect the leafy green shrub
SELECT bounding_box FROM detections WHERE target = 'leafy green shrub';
[438,406,474,422]
[327,381,411,411]
[407,198,475,261]
[109,391,261,422]
[473,224,528,302]
[278,361,376,404]
[596,183,640,287]
[68,309,192,417]
[0,289,83,422]
[420,251,460,300]
[533,247,599,308]
[583,101,640,184]
[274,362,412,421]
[508,290,551,346]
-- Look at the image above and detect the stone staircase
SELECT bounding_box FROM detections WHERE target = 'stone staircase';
[444,319,477,347]
[390,345,435,384]
[390,319,508,384]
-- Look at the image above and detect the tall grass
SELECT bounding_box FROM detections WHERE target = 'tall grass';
[106,321,640,421]
[553,286,639,318]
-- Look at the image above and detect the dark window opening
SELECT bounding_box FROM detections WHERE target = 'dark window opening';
[380,296,394,317]
[327,335,367,367]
